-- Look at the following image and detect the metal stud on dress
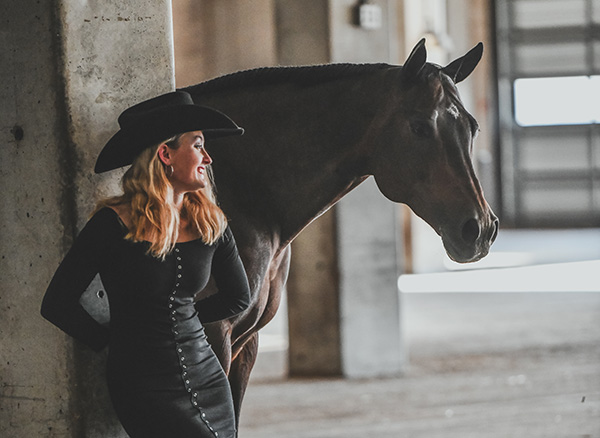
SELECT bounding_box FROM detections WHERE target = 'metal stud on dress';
[170,246,219,437]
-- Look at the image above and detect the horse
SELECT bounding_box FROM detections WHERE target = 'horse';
[181,38,499,426]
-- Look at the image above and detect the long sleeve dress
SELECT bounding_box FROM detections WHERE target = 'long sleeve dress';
[41,207,251,438]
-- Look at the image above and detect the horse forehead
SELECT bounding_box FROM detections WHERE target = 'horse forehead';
[438,80,476,127]
[426,77,458,113]
[446,103,460,119]
[424,84,462,121]
[406,79,444,113]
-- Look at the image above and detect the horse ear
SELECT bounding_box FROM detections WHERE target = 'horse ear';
[442,42,483,84]
[403,38,427,82]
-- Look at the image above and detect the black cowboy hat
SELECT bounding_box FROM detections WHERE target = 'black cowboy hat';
[94,91,244,173]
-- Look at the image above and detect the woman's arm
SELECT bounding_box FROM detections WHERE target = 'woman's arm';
[41,209,112,351]
[195,227,251,323]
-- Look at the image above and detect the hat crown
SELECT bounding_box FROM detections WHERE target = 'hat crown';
[118,91,195,129]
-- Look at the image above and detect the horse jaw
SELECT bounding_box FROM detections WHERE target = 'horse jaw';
[373,173,498,264]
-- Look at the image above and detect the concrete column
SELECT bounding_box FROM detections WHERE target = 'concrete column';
[1,1,174,436]
[286,210,343,376]
[282,0,406,378]
[1,2,75,436]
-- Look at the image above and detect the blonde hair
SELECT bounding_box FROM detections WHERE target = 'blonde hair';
[95,135,228,259]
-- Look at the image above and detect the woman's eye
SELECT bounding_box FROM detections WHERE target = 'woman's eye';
[194,143,204,149]
[410,120,434,138]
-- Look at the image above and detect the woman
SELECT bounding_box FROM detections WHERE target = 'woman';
[41,91,251,438]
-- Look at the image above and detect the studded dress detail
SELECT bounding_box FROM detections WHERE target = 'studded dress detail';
[41,208,251,438]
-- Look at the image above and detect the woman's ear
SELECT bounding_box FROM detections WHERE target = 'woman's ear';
[157,144,171,166]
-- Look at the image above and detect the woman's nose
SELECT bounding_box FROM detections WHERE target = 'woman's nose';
[202,150,212,165]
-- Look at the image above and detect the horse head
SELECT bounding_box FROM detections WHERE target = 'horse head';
[370,39,498,263]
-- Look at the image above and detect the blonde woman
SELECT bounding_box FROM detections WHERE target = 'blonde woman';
[41,91,251,438]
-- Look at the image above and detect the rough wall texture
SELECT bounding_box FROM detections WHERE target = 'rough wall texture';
[1,2,76,436]
[1,0,174,436]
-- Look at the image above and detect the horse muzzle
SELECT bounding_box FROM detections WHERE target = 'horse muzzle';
[442,211,499,263]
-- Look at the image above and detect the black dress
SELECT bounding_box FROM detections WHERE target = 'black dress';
[41,208,251,438]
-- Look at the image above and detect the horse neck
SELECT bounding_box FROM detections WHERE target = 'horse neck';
[194,68,396,250]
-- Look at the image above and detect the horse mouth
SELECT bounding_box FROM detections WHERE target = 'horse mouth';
[444,240,490,264]
[441,224,497,264]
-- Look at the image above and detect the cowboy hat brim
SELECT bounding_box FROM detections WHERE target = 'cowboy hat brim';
[94,95,244,173]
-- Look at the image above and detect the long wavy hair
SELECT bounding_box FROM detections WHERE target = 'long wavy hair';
[95,135,227,259]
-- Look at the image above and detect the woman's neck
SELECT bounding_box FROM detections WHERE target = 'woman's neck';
[171,190,185,212]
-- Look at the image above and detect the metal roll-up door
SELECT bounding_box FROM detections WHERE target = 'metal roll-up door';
[495,0,600,227]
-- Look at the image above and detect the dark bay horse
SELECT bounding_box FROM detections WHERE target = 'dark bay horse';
[182,39,498,424]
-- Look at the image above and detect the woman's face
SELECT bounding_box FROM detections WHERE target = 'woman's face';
[161,130,212,193]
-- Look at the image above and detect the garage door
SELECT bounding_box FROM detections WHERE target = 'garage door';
[495,0,600,227]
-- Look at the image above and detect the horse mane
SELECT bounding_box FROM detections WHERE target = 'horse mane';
[182,63,395,95]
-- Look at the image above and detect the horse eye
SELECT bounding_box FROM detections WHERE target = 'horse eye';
[410,120,434,138]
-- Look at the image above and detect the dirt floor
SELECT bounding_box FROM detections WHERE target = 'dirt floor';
[238,292,600,438]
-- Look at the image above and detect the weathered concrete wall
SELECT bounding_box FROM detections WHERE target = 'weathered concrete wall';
[1,1,76,435]
[1,0,174,436]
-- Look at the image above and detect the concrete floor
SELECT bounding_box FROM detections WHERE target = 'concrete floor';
[239,291,600,437]
[238,229,600,437]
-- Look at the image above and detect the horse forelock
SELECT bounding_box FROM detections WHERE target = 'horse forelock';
[183,63,394,95]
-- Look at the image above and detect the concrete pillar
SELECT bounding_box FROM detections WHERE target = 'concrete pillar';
[282,0,406,378]
[1,0,174,436]
[1,2,75,436]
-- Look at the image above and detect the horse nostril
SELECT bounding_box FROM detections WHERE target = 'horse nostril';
[461,218,481,245]
[490,218,499,244]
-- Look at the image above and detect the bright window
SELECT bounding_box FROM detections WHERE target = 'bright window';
[514,76,600,126]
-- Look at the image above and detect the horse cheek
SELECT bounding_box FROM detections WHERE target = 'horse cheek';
[372,145,413,203]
